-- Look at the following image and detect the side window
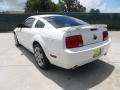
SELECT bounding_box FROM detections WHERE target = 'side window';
[24,18,35,28]
[35,20,45,28]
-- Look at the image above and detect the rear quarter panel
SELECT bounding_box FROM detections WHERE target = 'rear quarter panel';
[32,28,66,64]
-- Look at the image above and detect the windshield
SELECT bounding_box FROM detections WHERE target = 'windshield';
[43,15,89,28]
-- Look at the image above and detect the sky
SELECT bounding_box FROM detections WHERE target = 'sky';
[0,0,120,13]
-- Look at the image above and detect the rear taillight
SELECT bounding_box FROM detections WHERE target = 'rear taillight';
[103,31,108,41]
[65,35,83,48]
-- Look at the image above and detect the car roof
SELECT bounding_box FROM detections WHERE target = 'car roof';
[31,14,65,18]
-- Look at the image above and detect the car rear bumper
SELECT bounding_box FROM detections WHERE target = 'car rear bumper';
[59,39,111,69]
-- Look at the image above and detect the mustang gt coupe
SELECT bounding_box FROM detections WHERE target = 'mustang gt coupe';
[14,15,111,69]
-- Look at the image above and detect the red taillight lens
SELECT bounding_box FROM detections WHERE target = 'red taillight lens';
[66,35,83,48]
[103,31,108,41]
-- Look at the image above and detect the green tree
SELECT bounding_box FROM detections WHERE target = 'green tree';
[58,0,86,12]
[25,0,60,12]
[90,9,100,13]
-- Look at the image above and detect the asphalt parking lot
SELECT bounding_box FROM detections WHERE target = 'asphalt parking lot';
[0,31,120,90]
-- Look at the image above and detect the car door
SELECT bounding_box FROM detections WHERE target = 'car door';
[20,18,35,48]
[27,20,45,51]
[22,19,46,51]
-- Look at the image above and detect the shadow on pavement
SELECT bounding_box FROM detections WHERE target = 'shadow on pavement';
[17,46,115,90]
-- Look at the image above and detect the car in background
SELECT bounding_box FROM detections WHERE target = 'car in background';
[14,14,111,69]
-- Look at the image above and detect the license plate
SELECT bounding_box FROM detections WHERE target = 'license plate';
[93,48,102,58]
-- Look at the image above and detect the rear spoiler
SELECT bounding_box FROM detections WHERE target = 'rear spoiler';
[67,24,107,31]
[92,24,107,28]
[80,24,107,29]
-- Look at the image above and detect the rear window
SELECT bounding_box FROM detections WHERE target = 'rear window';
[43,16,88,28]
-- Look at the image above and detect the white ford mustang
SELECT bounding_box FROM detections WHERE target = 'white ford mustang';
[14,14,111,69]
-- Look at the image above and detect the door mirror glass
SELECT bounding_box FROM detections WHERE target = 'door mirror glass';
[17,24,25,28]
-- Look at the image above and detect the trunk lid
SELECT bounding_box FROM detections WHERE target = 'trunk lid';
[66,24,107,46]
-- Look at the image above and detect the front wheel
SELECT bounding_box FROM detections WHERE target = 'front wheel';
[34,44,50,69]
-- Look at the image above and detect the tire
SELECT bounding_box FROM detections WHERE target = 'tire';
[34,43,50,69]
[14,33,20,46]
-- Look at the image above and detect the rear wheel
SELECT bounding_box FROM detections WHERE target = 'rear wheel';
[14,33,20,46]
[34,43,50,69]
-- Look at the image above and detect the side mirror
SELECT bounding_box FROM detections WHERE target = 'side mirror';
[17,24,26,28]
